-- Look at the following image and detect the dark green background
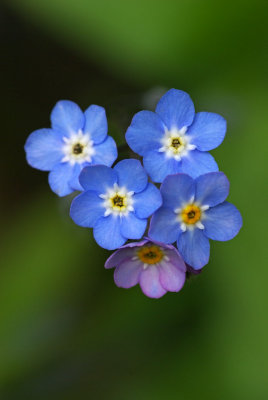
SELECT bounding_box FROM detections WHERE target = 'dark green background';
[0,1,267,398]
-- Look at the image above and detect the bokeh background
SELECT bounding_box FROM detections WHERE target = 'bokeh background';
[0,1,267,398]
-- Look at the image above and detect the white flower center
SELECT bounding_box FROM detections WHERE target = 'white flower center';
[99,183,134,217]
[62,130,95,165]
[159,126,196,161]
[174,198,209,232]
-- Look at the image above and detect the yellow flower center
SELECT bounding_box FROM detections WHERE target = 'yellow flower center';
[167,135,185,155]
[181,204,201,225]
[137,245,164,265]
[110,194,127,211]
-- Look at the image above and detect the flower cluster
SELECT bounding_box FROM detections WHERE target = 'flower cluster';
[25,89,242,298]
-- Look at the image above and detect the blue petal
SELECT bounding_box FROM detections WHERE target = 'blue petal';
[143,150,182,183]
[84,105,108,144]
[25,128,63,171]
[93,215,126,250]
[134,183,162,219]
[50,100,84,136]
[155,89,195,130]
[195,172,229,207]
[203,202,242,241]
[160,174,195,210]
[125,111,165,156]
[113,159,147,193]
[149,207,180,244]
[48,162,74,197]
[120,213,147,239]
[68,163,85,191]
[70,191,104,227]
[79,165,117,193]
[92,136,118,167]
[187,112,226,151]
[181,150,219,178]
[177,228,210,269]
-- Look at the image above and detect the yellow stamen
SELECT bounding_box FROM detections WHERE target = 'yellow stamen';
[137,245,163,265]
[181,204,201,225]
[168,136,185,154]
[110,194,127,211]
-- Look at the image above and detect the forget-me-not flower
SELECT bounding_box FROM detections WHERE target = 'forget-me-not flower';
[149,172,242,269]
[25,100,117,196]
[105,239,186,298]
[70,159,162,250]
[126,89,226,182]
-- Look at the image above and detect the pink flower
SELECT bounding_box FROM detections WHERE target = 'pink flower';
[105,239,186,298]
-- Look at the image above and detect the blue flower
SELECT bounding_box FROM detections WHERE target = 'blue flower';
[149,172,242,269]
[70,159,162,250]
[25,100,117,196]
[126,89,226,182]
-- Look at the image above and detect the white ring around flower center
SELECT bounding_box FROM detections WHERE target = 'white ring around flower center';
[158,126,196,161]
[99,183,134,217]
[62,130,95,165]
[174,198,210,232]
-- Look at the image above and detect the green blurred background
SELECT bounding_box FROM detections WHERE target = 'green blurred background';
[0,1,267,398]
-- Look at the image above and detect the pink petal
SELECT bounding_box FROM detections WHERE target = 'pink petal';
[159,261,186,292]
[114,259,142,288]
[139,266,166,298]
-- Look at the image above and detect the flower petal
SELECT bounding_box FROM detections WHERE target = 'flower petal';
[79,165,117,193]
[92,136,118,167]
[177,228,210,269]
[68,163,85,191]
[120,213,147,239]
[186,264,203,276]
[105,246,140,269]
[203,201,242,241]
[155,89,195,130]
[84,105,108,144]
[134,183,162,219]
[160,173,195,209]
[25,128,63,171]
[93,215,126,250]
[187,112,226,151]
[149,207,180,244]
[50,100,84,136]
[113,159,147,193]
[125,111,165,156]
[159,261,186,292]
[195,172,229,207]
[139,266,166,298]
[164,248,187,272]
[48,162,74,197]
[143,150,182,183]
[70,191,104,227]
[181,150,218,178]
[114,260,142,288]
